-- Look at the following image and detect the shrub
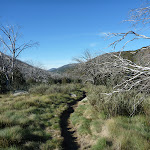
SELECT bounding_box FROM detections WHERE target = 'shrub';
[88,85,144,117]
[0,71,8,93]
[26,78,37,86]
[29,83,81,95]
[29,84,49,95]
[48,76,82,85]
[11,68,27,90]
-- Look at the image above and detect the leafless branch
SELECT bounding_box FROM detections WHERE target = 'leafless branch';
[0,24,39,83]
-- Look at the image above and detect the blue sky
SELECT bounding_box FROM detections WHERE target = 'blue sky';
[0,0,149,69]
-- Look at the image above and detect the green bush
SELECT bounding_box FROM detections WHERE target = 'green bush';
[48,76,81,85]
[94,72,129,88]
[0,71,8,93]
[0,68,27,93]
[87,85,144,117]
[26,78,37,86]
[29,83,81,95]
[11,68,27,90]
[29,84,49,95]
[45,84,80,94]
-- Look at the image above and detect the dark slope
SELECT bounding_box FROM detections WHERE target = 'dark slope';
[49,46,150,75]
[0,52,52,81]
[48,64,77,73]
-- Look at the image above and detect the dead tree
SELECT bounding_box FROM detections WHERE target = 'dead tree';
[75,1,150,116]
[0,24,38,84]
[0,52,9,85]
[104,2,150,116]
[74,50,98,84]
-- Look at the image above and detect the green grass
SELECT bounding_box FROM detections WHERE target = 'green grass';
[70,96,150,150]
[106,115,150,150]
[78,117,91,135]
[91,138,106,150]
[0,84,83,150]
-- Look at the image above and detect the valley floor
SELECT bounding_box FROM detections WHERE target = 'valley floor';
[0,84,150,150]
[0,84,84,150]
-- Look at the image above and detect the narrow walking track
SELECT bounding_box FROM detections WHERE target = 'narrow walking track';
[60,92,86,150]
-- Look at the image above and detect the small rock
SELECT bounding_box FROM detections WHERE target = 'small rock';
[70,93,77,98]
[82,97,88,101]
[13,90,28,96]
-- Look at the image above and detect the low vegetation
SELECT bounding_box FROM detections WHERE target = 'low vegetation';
[29,83,82,95]
[70,84,150,150]
[87,84,145,117]
[0,84,83,150]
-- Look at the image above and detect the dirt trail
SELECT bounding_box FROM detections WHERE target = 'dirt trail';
[60,92,86,150]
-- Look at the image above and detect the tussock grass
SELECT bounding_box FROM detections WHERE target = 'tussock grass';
[0,126,23,144]
[0,84,83,149]
[107,116,150,150]
[71,95,150,150]
[143,97,150,125]
[87,84,146,117]
[91,138,106,150]
[78,117,91,135]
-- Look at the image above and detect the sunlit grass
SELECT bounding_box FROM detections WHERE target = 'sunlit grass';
[91,138,106,150]
[0,84,83,149]
[71,98,150,150]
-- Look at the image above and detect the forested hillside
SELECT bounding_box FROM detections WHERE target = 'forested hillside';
[0,52,52,81]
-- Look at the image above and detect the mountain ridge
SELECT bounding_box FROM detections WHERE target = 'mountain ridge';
[48,63,77,73]
[1,46,150,81]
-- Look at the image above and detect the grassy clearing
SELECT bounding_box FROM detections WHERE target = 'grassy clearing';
[70,96,150,150]
[0,84,83,150]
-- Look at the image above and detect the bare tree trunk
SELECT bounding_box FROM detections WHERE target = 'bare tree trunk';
[12,50,15,82]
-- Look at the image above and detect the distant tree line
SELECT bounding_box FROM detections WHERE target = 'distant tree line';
[0,67,82,93]
[47,76,81,85]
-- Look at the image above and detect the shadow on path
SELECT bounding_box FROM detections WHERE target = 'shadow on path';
[60,92,86,150]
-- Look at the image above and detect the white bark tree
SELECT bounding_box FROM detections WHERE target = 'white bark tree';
[76,1,150,116]
[104,2,150,116]
[0,24,38,84]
